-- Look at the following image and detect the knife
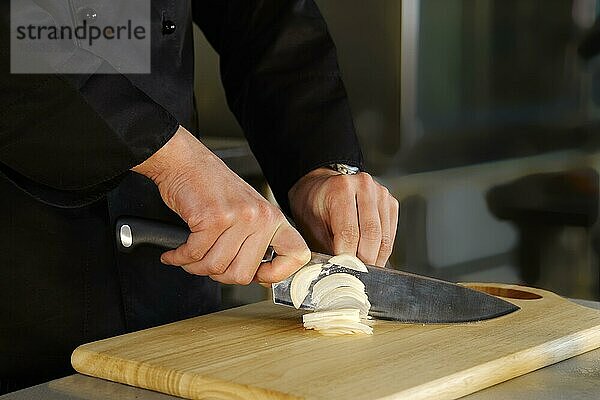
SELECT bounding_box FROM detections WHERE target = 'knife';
[116,217,519,323]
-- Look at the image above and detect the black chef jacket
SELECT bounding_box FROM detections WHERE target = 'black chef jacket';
[0,0,363,392]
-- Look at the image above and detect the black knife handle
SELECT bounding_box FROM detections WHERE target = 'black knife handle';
[115,217,188,253]
[115,217,276,263]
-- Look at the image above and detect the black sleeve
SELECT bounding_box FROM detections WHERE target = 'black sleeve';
[0,72,179,191]
[0,5,179,206]
[193,0,364,214]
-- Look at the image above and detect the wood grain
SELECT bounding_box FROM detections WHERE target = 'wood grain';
[71,284,600,400]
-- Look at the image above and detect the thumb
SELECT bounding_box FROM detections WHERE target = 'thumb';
[255,222,311,283]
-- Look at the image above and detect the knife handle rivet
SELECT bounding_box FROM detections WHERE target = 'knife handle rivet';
[120,224,133,248]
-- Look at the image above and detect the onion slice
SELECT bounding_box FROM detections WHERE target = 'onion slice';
[311,273,365,305]
[314,286,370,317]
[327,254,368,272]
[303,309,373,335]
[290,263,323,309]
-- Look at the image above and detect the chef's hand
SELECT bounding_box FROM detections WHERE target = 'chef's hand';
[288,168,399,267]
[132,126,311,284]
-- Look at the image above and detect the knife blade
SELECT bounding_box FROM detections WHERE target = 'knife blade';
[273,252,519,323]
[116,217,519,323]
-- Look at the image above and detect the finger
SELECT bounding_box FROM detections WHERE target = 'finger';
[330,189,360,256]
[255,222,310,283]
[356,186,382,265]
[213,231,273,285]
[375,190,393,267]
[161,216,232,266]
[180,224,248,276]
[161,231,219,266]
[389,196,400,255]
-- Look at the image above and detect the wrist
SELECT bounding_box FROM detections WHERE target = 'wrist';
[290,164,360,191]
[302,167,341,179]
[132,126,204,185]
[288,167,339,204]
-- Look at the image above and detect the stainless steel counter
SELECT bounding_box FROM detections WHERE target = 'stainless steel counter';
[3,299,599,400]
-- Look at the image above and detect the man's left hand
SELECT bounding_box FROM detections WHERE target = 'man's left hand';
[288,168,399,267]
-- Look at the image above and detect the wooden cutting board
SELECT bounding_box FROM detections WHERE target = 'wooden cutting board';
[71,283,600,400]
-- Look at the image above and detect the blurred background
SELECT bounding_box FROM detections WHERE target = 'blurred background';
[193,0,600,307]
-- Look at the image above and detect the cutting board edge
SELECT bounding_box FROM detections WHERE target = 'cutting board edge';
[380,323,600,400]
[71,345,303,400]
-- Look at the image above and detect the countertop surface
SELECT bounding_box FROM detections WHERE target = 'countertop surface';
[3,299,599,400]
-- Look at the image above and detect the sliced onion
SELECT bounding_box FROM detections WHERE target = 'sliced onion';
[290,263,323,309]
[300,265,373,336]
[314,286,370,317]
[302,309,373,335]
[302,308,360,324]
[328,254,368,272]
[311,273,365,305]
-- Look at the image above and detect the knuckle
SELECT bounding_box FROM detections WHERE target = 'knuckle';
[240,204,259,223]
[380,185,390,197]
[379,234,394,255]
[333,174,353,191]
[207,260,228,275]
[258,202,277,222]
[189,208,233,232]
[185,246,204,262]
[362,220,382,240]
[339,224,360,245]
[214,209,235,228]
[288,243,311,266]
[358,172,373,185]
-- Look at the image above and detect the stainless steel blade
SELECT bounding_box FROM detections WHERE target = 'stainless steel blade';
[272,252,519,323]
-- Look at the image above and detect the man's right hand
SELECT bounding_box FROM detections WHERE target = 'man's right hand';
[132,126,311,285]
